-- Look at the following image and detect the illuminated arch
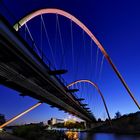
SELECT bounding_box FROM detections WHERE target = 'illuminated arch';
[14,8,140,109]
[67,79,111,124]
[0,79,111,129]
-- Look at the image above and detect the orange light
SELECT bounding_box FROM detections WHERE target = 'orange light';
[0,102,41,129]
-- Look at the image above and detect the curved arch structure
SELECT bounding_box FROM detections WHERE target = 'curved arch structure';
[67,79,111,125]
[0,79,111,128]
[13,8,140,110]
[0,102,42,129]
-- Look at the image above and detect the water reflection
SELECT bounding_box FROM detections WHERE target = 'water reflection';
[79,132,140,140]
[65,131,79,140]
[65,131,140,140]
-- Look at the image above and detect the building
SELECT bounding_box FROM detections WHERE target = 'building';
[48,118,64,125]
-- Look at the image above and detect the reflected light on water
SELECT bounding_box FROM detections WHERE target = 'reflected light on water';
[65,131,79,140]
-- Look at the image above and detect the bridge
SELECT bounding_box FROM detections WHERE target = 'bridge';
[0,14,94,122]
[0,8,139,128]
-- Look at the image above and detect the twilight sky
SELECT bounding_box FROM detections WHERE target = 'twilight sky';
[0,0,140,125]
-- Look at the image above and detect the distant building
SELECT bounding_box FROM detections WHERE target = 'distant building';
[51,118,57,125]
[56,118,64,123]
[48,118,64,125]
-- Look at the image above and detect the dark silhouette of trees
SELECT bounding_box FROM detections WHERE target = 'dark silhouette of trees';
[114,111,121,119]
[48,120,52,125]
[98,118,102,122]
[0,114,6,125]
[64,120,85,129]
[53,122,64,128]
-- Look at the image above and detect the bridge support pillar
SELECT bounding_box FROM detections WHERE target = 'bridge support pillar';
[85,122,95,130]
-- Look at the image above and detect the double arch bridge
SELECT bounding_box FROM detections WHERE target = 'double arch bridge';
[0,8,139,128]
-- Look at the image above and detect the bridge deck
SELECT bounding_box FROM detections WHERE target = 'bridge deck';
[0,15,95,122]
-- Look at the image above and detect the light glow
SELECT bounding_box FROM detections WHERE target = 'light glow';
[0,102,41,129]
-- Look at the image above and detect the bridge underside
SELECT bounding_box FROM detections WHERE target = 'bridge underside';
[0,15,95,122]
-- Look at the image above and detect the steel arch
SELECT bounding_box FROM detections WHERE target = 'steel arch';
[67,79,112,125]
[14,8,140,109]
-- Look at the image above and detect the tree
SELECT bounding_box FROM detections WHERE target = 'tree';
[0,114,6,125]
[114,111,121,119]
[48,120,52,125]
[98,118,102,122]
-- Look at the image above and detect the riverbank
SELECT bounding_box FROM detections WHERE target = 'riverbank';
[0,132,25,140]
[89,111,140,135]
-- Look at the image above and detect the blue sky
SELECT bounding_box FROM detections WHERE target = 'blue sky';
[0,0,140,125]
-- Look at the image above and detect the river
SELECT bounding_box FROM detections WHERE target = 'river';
[66,131,140,140]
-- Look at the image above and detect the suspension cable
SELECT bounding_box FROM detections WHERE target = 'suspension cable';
[40,15,43,58]
[41,15,57,68]
[54,14,58,57]
[25,24,41,57]
[70,20,75,72]
[90,39,93,80]
[73,30,82,81]
[56,14,66,69]
[95,47,99,82]
[99,55,105,82]
[82,30,86,76]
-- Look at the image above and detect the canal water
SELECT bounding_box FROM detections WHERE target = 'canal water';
[80,132,140,140]
[66,131,140,140]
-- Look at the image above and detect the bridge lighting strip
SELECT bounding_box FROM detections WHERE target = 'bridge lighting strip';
[0,102,42,129]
